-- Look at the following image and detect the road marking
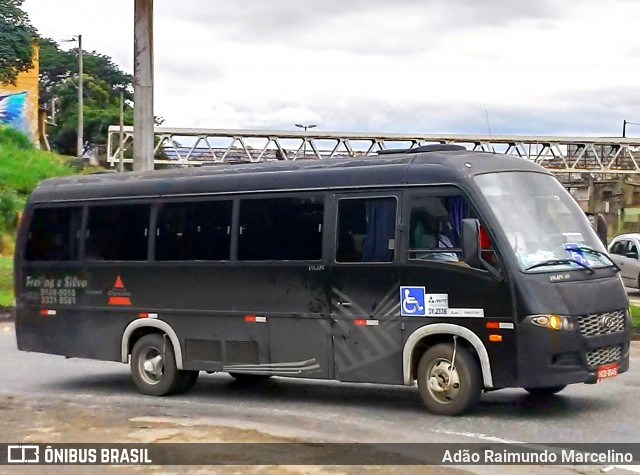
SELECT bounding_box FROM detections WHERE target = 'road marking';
[433,428,525,444]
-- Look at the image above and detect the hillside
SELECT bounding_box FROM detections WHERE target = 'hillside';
[0,127,75,256]
[0,128,77,306]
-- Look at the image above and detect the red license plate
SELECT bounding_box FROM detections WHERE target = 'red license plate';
[597,363,618,380]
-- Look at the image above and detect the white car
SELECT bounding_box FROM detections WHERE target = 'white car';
[608,233,640,288]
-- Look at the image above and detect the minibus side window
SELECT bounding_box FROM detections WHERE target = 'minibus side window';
[25,207,82,261]
[156,200,232,261]
[408,195,469,263]
[85,205,150,261]
[238,197,324,261]
[336,197,396,263]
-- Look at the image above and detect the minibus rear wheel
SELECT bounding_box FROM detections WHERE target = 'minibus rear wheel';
[176,370,200,394]
[131,333,197,396]
[524,385,566,396]
[417,343,482,416]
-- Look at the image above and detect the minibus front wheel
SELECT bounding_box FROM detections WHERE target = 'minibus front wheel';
[131,333,199,396]
[417,343,482,416]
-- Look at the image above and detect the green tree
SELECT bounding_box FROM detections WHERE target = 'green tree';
[0,0,35,85]
[38,38,76,106]
[39,38,134,155]
[49,74,133,155]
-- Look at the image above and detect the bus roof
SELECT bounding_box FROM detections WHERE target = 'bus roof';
[28,149,548,203]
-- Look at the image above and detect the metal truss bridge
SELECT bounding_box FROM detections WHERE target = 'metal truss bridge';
[107,126,640,175]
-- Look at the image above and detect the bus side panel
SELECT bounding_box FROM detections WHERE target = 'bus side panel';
[15,307,127,363]
[134,265,332,375]
[269,317,333,379]
[400,265,517,388]
[16,306,67,356]
[15,263,136,362]
[62,310,130,362]
[161,314,269,372]
[329,266,403,385]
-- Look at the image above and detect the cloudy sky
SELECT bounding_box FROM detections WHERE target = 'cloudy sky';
[23,0,640,137]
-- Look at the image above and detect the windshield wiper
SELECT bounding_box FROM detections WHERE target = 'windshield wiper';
[525,259,595,274]
[571,245,621,272]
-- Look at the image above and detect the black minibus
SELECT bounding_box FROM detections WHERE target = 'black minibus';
[14,145,631,415]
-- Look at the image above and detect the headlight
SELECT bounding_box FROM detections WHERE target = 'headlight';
[527,314,575,331]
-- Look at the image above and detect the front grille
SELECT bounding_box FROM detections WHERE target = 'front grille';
[585,345,622,368]
[576,310,626,337]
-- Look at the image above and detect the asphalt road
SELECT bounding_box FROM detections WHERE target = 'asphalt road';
[0,323,639,474]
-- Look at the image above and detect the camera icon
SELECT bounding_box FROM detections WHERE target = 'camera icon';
[7,445,40,464]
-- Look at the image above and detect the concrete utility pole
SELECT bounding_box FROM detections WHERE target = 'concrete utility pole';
[119,91,125,173]
[133,0,155,171]
[77,35,83,159]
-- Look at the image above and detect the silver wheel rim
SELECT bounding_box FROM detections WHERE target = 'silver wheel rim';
[426,358,461,405]
[139,347,164,385]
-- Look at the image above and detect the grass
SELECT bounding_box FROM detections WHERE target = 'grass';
[630,305,640,330]
[0,256,13,307]
[0,142,73,194]
[0,127,76,257]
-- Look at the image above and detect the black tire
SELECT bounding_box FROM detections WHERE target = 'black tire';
[228,373,272,382]
[417,343,482,416]
[131,333,191,396]
[524,385,566,396]
[175,370,199,394]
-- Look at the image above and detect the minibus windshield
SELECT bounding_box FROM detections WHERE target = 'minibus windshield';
[475,172,611,273]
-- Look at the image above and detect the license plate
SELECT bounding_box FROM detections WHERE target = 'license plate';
[597,363,618,380]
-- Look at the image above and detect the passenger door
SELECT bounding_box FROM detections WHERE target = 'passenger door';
[329,192,404,384]
[234,195,333,378]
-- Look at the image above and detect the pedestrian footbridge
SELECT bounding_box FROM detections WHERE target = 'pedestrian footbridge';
[107,126,640,175]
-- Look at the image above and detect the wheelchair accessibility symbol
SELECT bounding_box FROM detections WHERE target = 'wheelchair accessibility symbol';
[400,286,427,317]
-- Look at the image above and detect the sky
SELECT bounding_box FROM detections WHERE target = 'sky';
[22,0,640,137]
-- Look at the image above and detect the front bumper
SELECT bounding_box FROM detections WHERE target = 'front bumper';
[515,323,631,388]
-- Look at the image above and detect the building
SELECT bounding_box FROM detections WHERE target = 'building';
[0,45,40,144]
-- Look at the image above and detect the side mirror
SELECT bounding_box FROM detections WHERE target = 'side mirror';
[461,218,482,268]
[461,218,502,279]
[626,251,638,260]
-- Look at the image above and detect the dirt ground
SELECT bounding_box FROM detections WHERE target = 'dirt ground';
[0,378,460,475]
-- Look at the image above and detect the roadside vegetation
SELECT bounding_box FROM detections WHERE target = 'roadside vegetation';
[0,257,12,307]
[0,128,83,306]
[630,305,640,330]
[0,127,74,256]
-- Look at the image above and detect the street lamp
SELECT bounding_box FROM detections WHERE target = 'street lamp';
[623,120,640,138]
[295,123,316,158]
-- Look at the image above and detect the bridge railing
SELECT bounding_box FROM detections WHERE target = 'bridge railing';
[107,126,640,174]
